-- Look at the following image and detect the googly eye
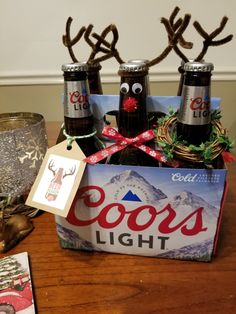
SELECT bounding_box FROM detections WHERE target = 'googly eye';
[132,83,143,94]
[120,83,129,94]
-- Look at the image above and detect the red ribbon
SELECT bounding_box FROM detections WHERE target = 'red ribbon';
[84,126,178,166]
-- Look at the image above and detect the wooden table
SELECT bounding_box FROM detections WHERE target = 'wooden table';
[1,122,236,314]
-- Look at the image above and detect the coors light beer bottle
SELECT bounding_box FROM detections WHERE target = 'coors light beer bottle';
[61,62,104,156]
[177,61,214,145]
[108,62,158,167]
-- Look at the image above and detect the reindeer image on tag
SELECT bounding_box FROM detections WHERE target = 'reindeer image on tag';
[45,160,76,201]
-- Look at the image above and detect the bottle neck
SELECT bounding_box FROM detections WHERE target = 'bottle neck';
[63,71,87,81]
[63,71,94,136]
[87,70,103,94]
[183,71,212,87]
[118,73,148,138]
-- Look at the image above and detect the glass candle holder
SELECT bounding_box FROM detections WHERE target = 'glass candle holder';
[0,112,48,197]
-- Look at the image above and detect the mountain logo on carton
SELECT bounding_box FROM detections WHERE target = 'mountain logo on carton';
[122,190,142,202]
[104,170,167,203]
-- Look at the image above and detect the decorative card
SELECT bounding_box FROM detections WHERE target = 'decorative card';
[0,252,35,314]
[26,140,86,217]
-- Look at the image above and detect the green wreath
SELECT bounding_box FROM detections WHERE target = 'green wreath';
[155,109,234,167]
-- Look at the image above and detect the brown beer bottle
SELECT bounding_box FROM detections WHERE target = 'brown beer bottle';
[60,62,104,156]
[108,62,158,167]
[176,61,214,145]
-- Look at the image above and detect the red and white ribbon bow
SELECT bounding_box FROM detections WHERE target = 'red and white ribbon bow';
[84,126,171,165]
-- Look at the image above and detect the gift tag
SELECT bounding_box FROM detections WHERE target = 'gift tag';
[26,140,86,217]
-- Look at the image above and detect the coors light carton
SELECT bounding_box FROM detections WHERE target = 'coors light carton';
[55,163,227,262]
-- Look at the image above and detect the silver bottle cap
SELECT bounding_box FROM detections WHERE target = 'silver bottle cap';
[61,62,88,72]
[184,61,214,72]
[119,62,148,73]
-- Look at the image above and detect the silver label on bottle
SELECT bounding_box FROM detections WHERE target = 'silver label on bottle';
[178,85,211,125]
[64,81,91,118]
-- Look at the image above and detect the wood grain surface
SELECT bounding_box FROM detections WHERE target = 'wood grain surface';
[1,122,235,314]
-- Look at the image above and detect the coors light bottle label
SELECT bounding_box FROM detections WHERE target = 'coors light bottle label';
[64,81,91,118]
[178,85,211,125]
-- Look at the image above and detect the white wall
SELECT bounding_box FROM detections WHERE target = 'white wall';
[0,0,235,85]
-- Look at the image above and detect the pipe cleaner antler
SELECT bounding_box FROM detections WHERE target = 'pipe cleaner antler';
[62,17,124,64]
[168,6,193,63]
[62,17,86,62]
[169,8,233,62]
[147,11,191,67]
[84,23,124,64]
[193,16,233,61]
